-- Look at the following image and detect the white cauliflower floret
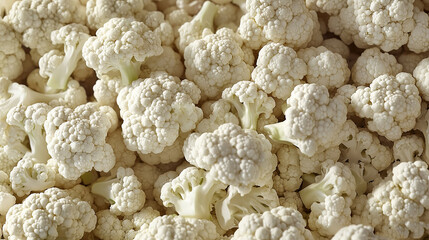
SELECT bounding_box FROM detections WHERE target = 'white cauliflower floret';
[305,0,347,15]
[184,28,253,100]
[135,214,220,240]
[183,123,277,195]
[351,48,403,86]
[331,224,377,240]
[86,0,145,30]
[413,57,429,101]
[93,75,122,107]
[0,19,25,80]
[299,146,341,174]
[231,206,313,240]
[237,0,314,50]
[351,73,421,141]
[39,50,64,80]
[393,135,424,163]
[298,46,350,90]
[105,129,137,174]
[5,0,86,57]
[0,170,16,216]
[176,1,218,54]
[407,8,429,53]
[251,42,306,100]
[142,46,184,78]
[91,167,145,216]
[264,83,347,157]
[132,162,161,200]
[93,209,134,240]
[138,132,188,165]
[117,71,202,155]
[82,17,163,85]
[196,99,240,133]
[44,102,118,180]
[273,145,303,194]
[321,38,350,59]
[222,81,275,130]
[3,187,96,240]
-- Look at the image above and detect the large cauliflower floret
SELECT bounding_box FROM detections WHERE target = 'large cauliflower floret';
[44,102,118,180]
[183,123,277,195]
[331,224,377,240]
[264,83,347,157]
[0,19,25,80]
[352,48,403,86]
[297,46,350,91]
[86,0,145,30]
[82,17,163,85]
[3,187,96,240]
[237,0,314,50]
[251,42,307,100]
[135,214,220,240]
[184,27,253,100]
[4,0,86,57]
[413,57,429,101]
[231,206,313,240]
[222,81,275,130]
[406,8,429,54]
[117,71,203,155]
[91,167,145,216]
[351,73,421,141]
[358,161,429,239]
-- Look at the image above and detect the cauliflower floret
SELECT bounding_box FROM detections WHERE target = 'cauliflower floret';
[251,42,306,100]
[393,134,424,163]
[298,46,350,90]
[0,19,25,80]
[142,46,184,78]
[44,102,118,180]
[117,71,202,155]
[264,83,347,157]
[321,38,350,59]
[237,0,314,50]
[93,75,122,107]
[105,129,137,175]
[0,170,16,216]
[407,8,429,54]
[413,57,429,101]
[331,224,377,240]
[273,145,303,194]
[232,206,313,240]
[82,17,163,85]
[351,48,403,86]
[351,73,421,141]
[132,162,161,200]
[138,132,188,165]
[196,99,240,133]
[305,0,347,15]
[183,123,277,195]
[184,28,253,100]
[5,0,86,57]
[91,167,145,216]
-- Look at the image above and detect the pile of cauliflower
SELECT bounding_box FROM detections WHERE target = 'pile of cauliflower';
[1,0,429,239]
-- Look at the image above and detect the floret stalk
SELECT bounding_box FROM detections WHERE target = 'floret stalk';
[299,180,332,209]
[47,34,90,90]
[118,60,141,86]
[91,177,120,204]
[27,124,50,163]
[228,100,259,130]
[195,1,218,30]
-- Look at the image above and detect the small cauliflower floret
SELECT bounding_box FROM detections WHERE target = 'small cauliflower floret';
[331,224,377,240]
[38,50,64,81]
[5,0,86,57]
[166,8,193,38]
[251,42,306,100]
[91,167,145,216]
[321,38,350,60]
[117,71,202,155]
[305,0,346,15]
[153,171,179,206]
[279,191,305,213]
[161,167,226,219]
[308,194,353,237]
[215,186,279,231]
[135,214,220,240]
[183,123,277,195]
[299,146,341,174]
[142,46,184,78]
[0,78,86,121]
[132,162,161,200]
[407,8,429,53]
[82,17,163,86]
[0,170,16,216]
[86,0,145,30]
[299,162,356,209]
[358,161,429,239]
[264,83,347,157]
[93,210,134,240]
[3,187,96,240]
[222,81,275,130]
[44,102,118,180]
[340,120,394,172]
[196,99,239,133]
[105,129,137,174]
[393,135,424,163]
[0,19,25,80]
[46,23,90,90]
[351,48,403,86]
[298,46,350,90]
[93,75,122,107]
[176,1,218,54]
[232,206,313,240]
[138,133,187,165]
[413,57,429,101]
[273,145,303,194]
[351,73,421,141]
[237,0,314,50]
[184,27,253,100]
